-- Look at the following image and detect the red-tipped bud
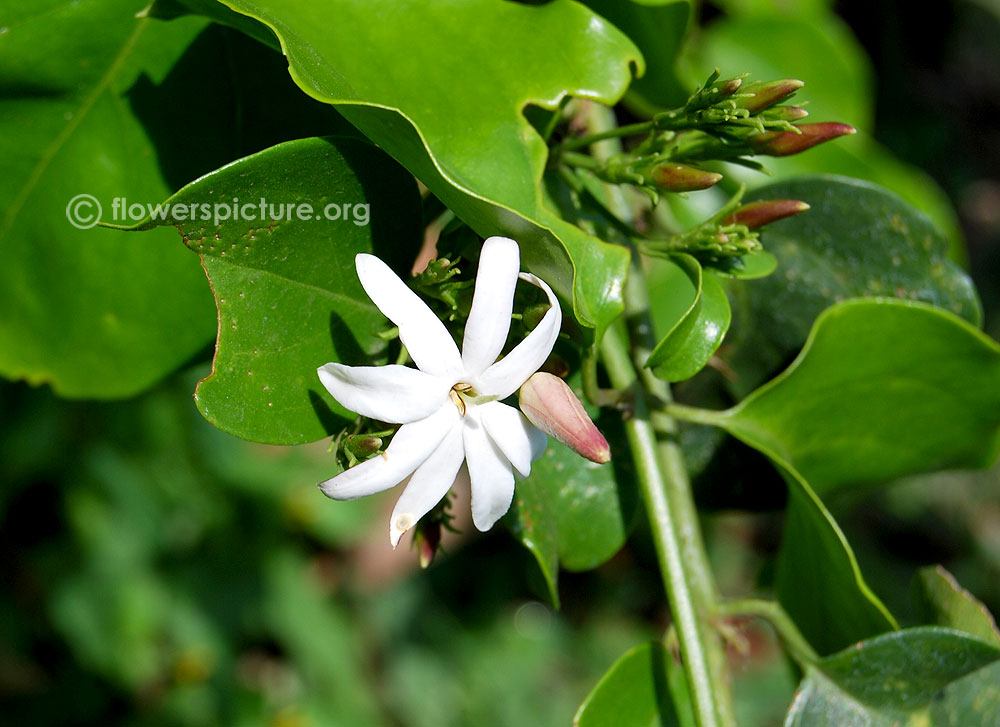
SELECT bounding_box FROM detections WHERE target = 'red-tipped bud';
[650,164,723,192]
[738,79,805,114]
[723,199,810,229]
[748,122,856,157]
[519,372,610,464]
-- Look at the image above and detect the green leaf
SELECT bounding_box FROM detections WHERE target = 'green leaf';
[716,300,1000,494]
[646,254,731,382]
[197,0,641,338]
[507,370,637,602]
[573,642,689,727]
[913,565,1000,649]
[729,175,981,395]
[0,0,217,397]
[123,136,421,444]
[582,0,693,113]
[776,471,897,654]
[785,628,1000,727]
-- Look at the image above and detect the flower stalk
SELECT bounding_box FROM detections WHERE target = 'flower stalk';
[600,259,735,727]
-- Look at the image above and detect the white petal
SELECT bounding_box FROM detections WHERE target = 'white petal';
[463,408,516,531]
[478,401,539,477]
[475,272,561,399]
[318,404,458,500]
[462,237,520,376]
[318,363,451,423]
[388,419,466,547]
[355,253,463,378]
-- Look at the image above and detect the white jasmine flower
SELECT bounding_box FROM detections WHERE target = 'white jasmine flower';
[318,236,560,547]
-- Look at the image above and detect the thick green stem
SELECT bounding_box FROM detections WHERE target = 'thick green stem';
[614,259,736,727]
[600,329,724,727]
[581,103,734,725]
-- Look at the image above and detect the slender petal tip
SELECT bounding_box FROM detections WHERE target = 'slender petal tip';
[518,372,610,464]
[390,513,414,549]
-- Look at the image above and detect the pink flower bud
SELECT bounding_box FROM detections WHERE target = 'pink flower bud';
[723,199,810,229]
[738,79,805,114]
[748,122,856,156]
[519,372,610,464]
[651,164,723,192]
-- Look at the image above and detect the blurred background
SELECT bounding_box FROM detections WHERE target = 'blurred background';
[2,1,999,725]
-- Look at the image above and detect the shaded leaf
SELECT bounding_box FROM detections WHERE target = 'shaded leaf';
[718,300,1000,494]
[123,136,421,444]
[729,176,981,395]
[582,0,693,114]
[507,370,637,602]
[776,471,897,655]
[913,565,1000,649]
[786,628,1000,726]
[0,1,216,397]
[574,642,688,727]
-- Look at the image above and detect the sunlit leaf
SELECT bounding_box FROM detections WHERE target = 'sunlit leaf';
[121,136,421,444]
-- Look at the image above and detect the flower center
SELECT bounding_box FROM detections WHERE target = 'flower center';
[449,382,476,416]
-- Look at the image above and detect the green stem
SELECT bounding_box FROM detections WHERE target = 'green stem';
[619,260,736,727]
[719,599,820,669]
[664,401,730,428]
[600,329,723,727]
[558,150,602,170]
[557,120,655,151]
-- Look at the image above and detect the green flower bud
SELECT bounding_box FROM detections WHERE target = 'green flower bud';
[651,163,723,192]
[737,78,805,114]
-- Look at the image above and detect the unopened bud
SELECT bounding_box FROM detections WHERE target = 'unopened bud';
[737,79,804,114]
[723,199,810,229]
[519,372,610,464]
[748,122,856,157]
[344,434,383,459]
[414,519,441,569]
[522,302,551,332]
[651,163,723,192]
[762,105,808,122]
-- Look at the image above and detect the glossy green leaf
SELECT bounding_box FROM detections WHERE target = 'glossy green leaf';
[913,565,1000,648]
[785,628,1000,727]
[716,300,1000,494]
[729,176,981,395]
[776,471,897,654]
[0,0,217,397]
[646,255,731,382]
[573,642,687,727]
[122,136,421,444]
[508,371,637,602]
[582,0,692,113]
[197,0,641,338]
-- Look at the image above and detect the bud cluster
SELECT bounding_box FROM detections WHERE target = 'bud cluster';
[641,187,809,264]
[555,72,855,200]
[411,257,474,313]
